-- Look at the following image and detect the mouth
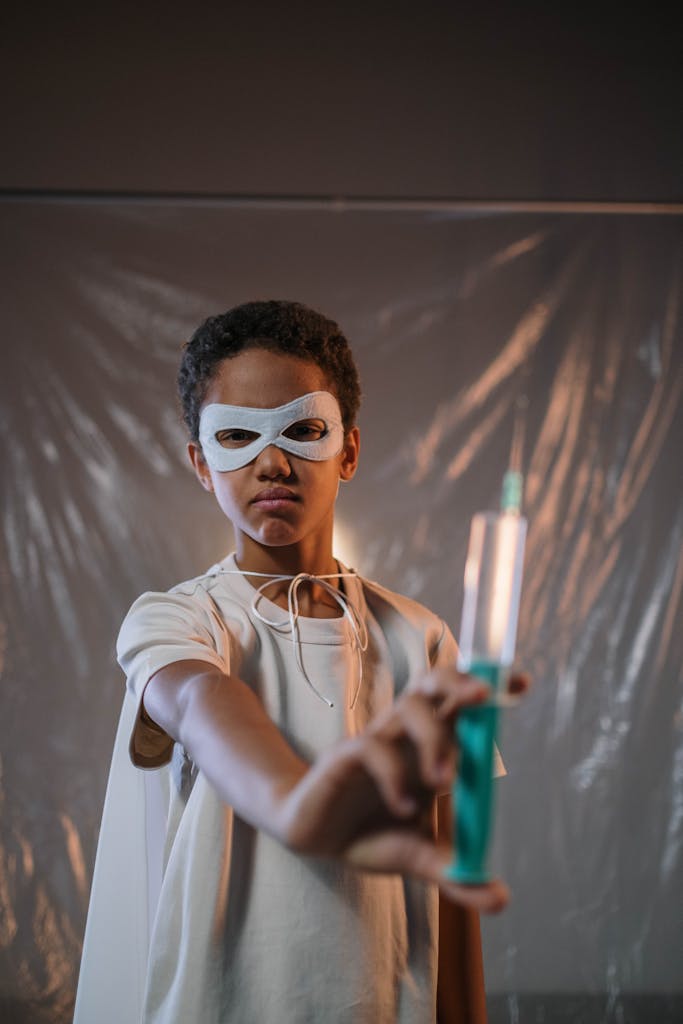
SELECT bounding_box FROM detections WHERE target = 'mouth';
[251,487,299,510]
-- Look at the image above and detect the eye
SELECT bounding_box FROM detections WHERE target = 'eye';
[215,429,260,448]
[282,419,327,442]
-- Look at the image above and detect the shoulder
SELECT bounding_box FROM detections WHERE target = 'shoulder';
[359,575,455,665]
[361,575,442,630]
[117,562,255,654]
[165,558,235,598]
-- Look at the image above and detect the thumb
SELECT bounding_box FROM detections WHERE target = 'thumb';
[347,832,510,913]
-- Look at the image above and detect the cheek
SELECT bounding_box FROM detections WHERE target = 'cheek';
[210,471,242,510]
[308,463,342,502]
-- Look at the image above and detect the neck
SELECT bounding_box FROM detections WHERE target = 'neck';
[234,534,341,611]
[235,542,338,578]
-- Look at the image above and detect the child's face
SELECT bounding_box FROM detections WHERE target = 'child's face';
[188,347,360,562]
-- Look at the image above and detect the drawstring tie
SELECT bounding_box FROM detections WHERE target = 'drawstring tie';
[218,568,368,709]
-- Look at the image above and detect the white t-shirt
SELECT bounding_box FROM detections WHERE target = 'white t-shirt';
[75,554,498,1024]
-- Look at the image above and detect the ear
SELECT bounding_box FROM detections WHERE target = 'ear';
[339,426,360,482]
[187,441,215,492]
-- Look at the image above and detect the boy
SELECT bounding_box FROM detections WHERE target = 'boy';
[75,300,517,1024]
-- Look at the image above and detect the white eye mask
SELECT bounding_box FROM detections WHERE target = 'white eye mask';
[199,390,345,471]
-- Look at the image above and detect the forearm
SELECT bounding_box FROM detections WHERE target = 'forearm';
[144,660,511,912]
[144,661,308,839]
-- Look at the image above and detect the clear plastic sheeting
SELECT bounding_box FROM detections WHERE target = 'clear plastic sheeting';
[0,200,681,1023]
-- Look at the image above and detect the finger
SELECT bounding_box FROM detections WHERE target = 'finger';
[417,666,530,709]
[407,665,472,701]
[374,693,455,788]
[482,670,532,708]
[347,831,510,914]
[408,842,510,913]
[407,667,492,719]
[356,735,421,817]
[438,876,510,914]
[432,675,491,720]
[506,671,531,697]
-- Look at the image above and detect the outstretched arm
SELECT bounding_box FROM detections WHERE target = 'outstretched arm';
[143,660,513,912]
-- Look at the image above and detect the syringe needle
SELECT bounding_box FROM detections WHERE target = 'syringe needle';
[509,394,528,476]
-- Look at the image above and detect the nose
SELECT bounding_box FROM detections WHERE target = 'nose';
[254,443,294,478]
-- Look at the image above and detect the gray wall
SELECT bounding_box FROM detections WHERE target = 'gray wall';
[1,5,681,201]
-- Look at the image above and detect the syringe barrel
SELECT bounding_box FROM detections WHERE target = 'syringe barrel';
[457,511,527,672]
[445,508,527,885]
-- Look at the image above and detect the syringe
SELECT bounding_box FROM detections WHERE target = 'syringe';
[445,402,528,884]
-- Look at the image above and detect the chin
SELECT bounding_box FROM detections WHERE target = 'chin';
[254,525,302,547]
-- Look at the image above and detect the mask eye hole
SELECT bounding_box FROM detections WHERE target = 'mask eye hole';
[215,429,261,448]
[282,419,327,442]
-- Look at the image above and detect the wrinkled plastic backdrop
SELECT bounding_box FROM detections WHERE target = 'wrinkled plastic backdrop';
[1,201,681,1023]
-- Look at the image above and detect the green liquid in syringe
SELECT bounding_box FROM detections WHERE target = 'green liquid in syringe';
[447,660,504,884]
[467,660,505,688]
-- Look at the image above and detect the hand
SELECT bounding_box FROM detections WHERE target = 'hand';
[277,667,530,914]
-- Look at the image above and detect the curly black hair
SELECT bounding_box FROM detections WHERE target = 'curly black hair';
[178,300,362,444]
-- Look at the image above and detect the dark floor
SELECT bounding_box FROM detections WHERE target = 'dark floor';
[487,993,683,1024]
[2,992,682,1023]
